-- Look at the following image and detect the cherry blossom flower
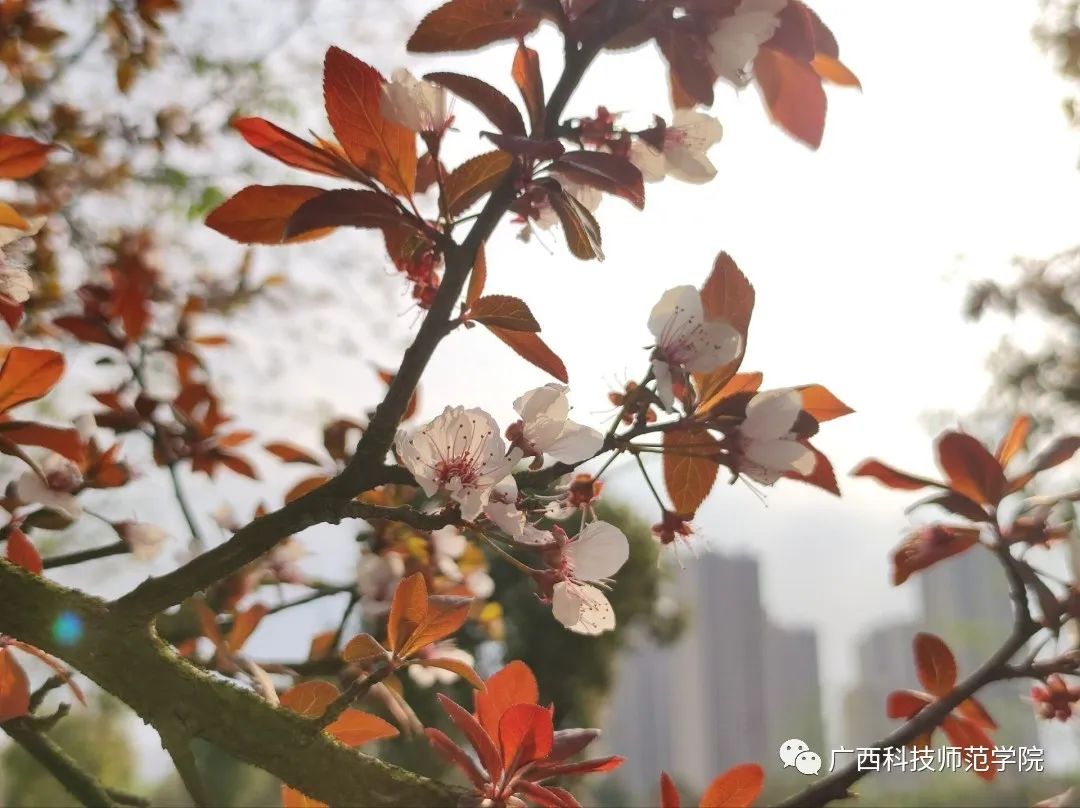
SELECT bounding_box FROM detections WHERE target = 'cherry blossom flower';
[731,389,815,484]
[380,69,451,134]
[395,406,517,521]
[652,510,694,546]
[545,522,629,635]
[0,217,43,304]
[116,521,168,561]
[707,0,788,86]
[13,458,82,520]
[647,285,741,408]
[485,478,553,545]
[631,111,724,184]
[431,525,495,598]
[356,548,405,615]
[543,473,604,522]
[506,384,603,466]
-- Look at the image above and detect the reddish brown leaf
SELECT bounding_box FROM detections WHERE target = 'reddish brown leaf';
[663,428,721,515]
[886,689,932,720]
[512,43,545,133]
[754,47,827,149]
[53,316,121,349]
[206,185,331,245]
[417,657,485,689]
[232,117,347,178]
[475,660,539,740]
[6,526,42,574]
[387,572,429,654]
[936,431,1006,506]
[438,693,504,785]
[798,385,853,423]
[282,189,409,240]
[699,763,765,808]
[956,697,998,731]
[765,2,816,62]
[659,772,681,808]
[342,633,389,664]
[498,702,553,768]
[483,132,565,160]
[424,72,526,135]
[0,135,53,179]
[941,715,997,781]
[0,648,30,722]
[404,595,472,657]
[325,709,399,746]
[443,151,513,217]
[913,632,957,698]
[226,603,268,651]
[851,460,941,492]
[466,243,487,309]
[553,151,645,210]
[695,371,763,417]
[916,491,990,523]
[696,252,754,387]
[542,181,603,260]
[0,347,64,414]
[0,422,85,464]
[467,295,540,332]
[323,47,417,198]
[407,0,541,53]
[784,443,840,496]
[264,442,322,465]
[995,415,1031,467]
[279,680,339,717]
[891,525,979,586]
[484,325,568,383]
[285,475,330,503]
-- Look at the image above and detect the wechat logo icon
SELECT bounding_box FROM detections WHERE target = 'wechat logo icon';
[779,739,822,776]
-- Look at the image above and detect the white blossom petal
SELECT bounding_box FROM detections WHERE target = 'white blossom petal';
[546,420,604,464]
[707,0,788,84]
[744,437,815,477]
[742,389,801,440]
[552,581,616,635]
[629,139,667,183]
[567,521,629,581]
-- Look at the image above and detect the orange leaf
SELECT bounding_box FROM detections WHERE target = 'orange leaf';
[285,475,330,503]
[956,696,998,731]
[226,603,269,652]
[484,325,568,383]
[417,657,485,689]
[467,295,540,332]
[663,429,721,515]
[443,151,512,217]
[698,253,754,387]
[206,185,331,245]
[754,47,827,149]
[0,347,63,414]
[891,525,979,586]
[498,702,553,768]
[264,442,322,465]
[784,442,840,496]
[325,709,399,746]
[342,633,389,664]
[475,660,538,740]
[387,572,429,654]
[851,460,941,492]
[194,601,224,647]
[695,371,763,417]
[798,385,853,423]
[886,689,932,720]
[659,772,680,808]
[935,431,1006,506]
[0,422,85,465]
[811,54,861,88]
[0,135,53,180]
[407,0,541,53]
[0,201,28,230]
[541,181,603,261]
[995,415,1031,467]
[913,632,957,698]
[6,526,42,575]
[699,763,765,808]
[465,243,487,309]
[232,117,348,178]
[281,786,326,808]
[280,680,339,718]
[941,715,997,782]
[323,47,416,198]
[403,595,472,657]
[512,43,544,132]
[0,648,30,722]
[308,631,337,662]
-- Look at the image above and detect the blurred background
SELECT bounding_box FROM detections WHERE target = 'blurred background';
[1,0,1079,805]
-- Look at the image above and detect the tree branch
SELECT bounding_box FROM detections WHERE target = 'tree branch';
[43,541,129,569]
[0,560,467,807]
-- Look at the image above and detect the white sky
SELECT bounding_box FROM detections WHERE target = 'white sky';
[35,0,1080,779]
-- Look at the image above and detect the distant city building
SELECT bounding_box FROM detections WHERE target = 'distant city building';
[605,553,824,802]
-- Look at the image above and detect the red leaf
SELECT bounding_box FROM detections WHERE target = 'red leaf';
[0,648,30,722]
[0,347,64,413]
[663,428,721,514]
[226,603,268,651]
[467,295,540,331]
[548,728,600,762]
[0,135,53,180]
[438,693,503,784]
[995,415,1031,467]
[695,252,754,388]
[553,150,645,210]
[323,47,417,198]
[498,702,553,768]
[0,422,85,464]
[851,460,941,492]
[387,572,429,654]
[443,151,513,217]
[206,185,331,245]
[541,181,603,260]
[941,715,997,781]
[407,0,541,53]
[754,47,827,149]
[511,43,545,133]
[483,132,565,160]
[279,680,338,717]
[699,763,765,808]
[1009,436,1080,493]
[476,660,539,740]
[402,594,472,657]
[890,525,979,586]
[6,526,42,574]
[886,689,932,720]
[282,189,410,240]
[783,443,840,496]
[341,633,389,665]
[53,315,122,349]
[484,325,568,383]
[913,632,957,698]
[659,772,681,808]
[264,441,322,465]
[232,117,348,178]
[935,431,1006,506]
[426,727,489,788]
[425,72,526,135]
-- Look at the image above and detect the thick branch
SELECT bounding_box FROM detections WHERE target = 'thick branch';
[0,560,466,806]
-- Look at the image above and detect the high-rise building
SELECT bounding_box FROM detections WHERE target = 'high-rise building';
[604,553,824,802]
